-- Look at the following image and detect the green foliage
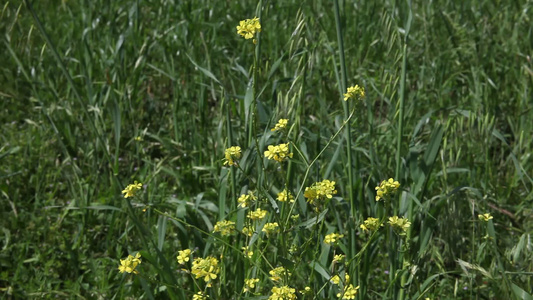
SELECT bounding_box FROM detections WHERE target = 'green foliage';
[1,0,532,299]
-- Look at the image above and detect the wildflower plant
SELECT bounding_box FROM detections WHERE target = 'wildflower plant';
[223,146,242,166]
[118,252,142,274]
[264,143,293,162]
[122,181,142,198]
[375,178,400,201]
[236,17,261,44]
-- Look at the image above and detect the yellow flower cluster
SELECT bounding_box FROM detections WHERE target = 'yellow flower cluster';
[324,232,344,245]
[388,216,411,236]
[269,286,297,300]
[478,213,493,221]
[375,178,400,201]
[360,217,381,232]
[243,278,259,293]
[262,222,279,235]
[191,256,220,286]
[304,179,337,207]
[192,292,208,300]
[236,17,261,43]
[333,254,345,263]
[264,143,293,162]
[223,146,242,166]
[242,246,254,258]
[118,252,141,274]
[271,119,289,132]
[238,191,257,208]
[242,226,254,237]
[213,220,236,236]
[269,266,291,282]
[277,189,295,203]
[247,208,268,221]
[337,284,360,299]
[176,249,191,264]
[343,84,365,101]
[331,274,350,285]
[122,181,142,198]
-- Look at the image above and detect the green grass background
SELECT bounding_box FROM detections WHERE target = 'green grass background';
[1,0,532,299]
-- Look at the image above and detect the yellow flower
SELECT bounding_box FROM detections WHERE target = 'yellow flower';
[176,249,191,264]
[242,226,254,237]
[236,17,261,43]
[118,252,141,274]
[337,284,359,299]
[269,286,297,300]
[478,213,493,222]
[213,220,236,236]
[271,119,289,132]
[242,246,254,258]
[192,291,208,300]
[324,233,344,245]
[264,143,293,162]
[122,181,142,198]
[343,84,365,101]
[300,286,312,295]
[262,222,279,235]
[243,278,259,293]
[388,216,411,236]
[238,191,256,208]
[191,256,220,286]
[360,217,381,232]
[330,275,341,285]
[247,208,268,221]
[304,180,337,209]
[333,254,345,263]
[277,189,295,203]
[269,266,291,282]
[223,146,242,166]
[375,178,400,201]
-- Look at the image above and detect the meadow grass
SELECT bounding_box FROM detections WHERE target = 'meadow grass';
[1,0,532,299]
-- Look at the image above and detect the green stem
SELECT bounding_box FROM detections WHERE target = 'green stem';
[396,1,412,299]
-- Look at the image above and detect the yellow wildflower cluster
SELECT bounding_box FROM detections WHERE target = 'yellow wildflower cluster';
[118,252,141,274]
[277,189,295,203]
[360,217,381,232]
[269,266,291,282]
[337,284,360,299]
[264,143,293,162]
[247,208,268,221]
[242,246,254,258]
[331,274,350,285]
[176,249,191,264]
[330,275,341,285]
[478,213,493,221]
[375,178,400,201]
[304,179,337,208]
[271,119,289,132]
[242,226,254,237]
[236,17,261,43]
[324,232,344,245]
[243,278,259,293]
[269,286,297,300]
[343,84,365,101]
[333,254,345,263]
[388,216,411,236]
[191,256,220,286]
[238,191,257,208]
[223,146,242,166]
[213,220,236,236]
[122,181,142,198]
[192,292,208,300]
[262,222,279,235]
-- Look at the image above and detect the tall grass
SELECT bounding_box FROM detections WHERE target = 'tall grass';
[1,0,532,299]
